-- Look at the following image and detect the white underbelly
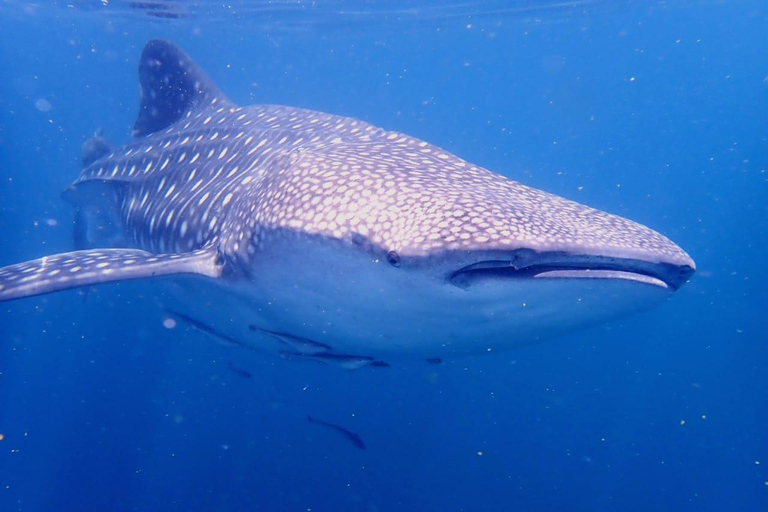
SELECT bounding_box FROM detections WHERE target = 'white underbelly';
[157,242,671,361]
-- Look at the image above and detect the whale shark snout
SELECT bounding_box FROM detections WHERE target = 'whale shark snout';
[447,250,694,291]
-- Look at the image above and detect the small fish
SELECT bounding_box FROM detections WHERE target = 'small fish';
[307,415,366,450]
[279,351,389,370]
[249,325,332,355]
[227,361,252,379]
[167,310,247,349]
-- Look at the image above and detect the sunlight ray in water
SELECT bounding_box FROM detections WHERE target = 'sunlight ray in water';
[12,0,613,30]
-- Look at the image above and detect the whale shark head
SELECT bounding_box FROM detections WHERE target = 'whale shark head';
[245,134,693,289]
[236,125,695,356]
[0,40,694,360]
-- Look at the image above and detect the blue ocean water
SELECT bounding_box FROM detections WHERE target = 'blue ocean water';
[0,1,766,511]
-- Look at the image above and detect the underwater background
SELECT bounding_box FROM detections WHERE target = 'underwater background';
[0,1,766,511]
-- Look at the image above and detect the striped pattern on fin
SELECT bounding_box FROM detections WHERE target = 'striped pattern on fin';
[0,247,222,302]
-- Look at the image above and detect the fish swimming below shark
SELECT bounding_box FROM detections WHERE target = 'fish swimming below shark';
[307,415,367,450]
[0,40,695,368]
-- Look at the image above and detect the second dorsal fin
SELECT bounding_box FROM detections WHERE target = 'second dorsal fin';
[81,128,112,167]
[132,39,234,137]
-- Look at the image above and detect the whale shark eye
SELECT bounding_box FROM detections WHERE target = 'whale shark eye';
[386,250,401,267]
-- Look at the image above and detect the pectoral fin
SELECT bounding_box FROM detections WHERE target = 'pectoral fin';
[0,247,222,302]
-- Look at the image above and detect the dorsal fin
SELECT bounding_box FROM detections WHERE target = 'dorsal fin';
[132,39,233,137]
[81,128,112,167]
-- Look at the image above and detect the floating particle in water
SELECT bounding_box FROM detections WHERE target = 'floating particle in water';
[34,98,52,112]
[162,317,177,329]
[679,420,686,426]
[44,218,58,227]
[0,433,4,441]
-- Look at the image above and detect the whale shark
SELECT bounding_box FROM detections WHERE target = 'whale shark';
[0,40,694,366]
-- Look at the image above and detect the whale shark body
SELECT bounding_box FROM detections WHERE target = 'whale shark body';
[0,40,694,366]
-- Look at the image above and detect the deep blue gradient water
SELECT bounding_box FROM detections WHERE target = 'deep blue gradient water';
[0,2,766,511]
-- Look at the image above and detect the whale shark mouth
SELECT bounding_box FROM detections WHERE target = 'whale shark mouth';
[450,251,695,291]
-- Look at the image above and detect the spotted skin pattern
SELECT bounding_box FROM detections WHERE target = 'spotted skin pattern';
[0,39,693,306]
